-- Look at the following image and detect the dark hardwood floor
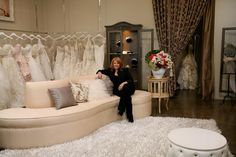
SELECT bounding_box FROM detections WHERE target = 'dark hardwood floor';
[151,90,236,155]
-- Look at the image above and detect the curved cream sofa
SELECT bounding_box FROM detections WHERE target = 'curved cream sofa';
[0,76,152,149]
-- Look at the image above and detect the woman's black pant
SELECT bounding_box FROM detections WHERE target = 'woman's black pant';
[114,83,135,122]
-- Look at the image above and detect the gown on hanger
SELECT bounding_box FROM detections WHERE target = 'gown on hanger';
[62,45,71,78]
[93,34,106,70]
[70,41,80,79]
[73,40,85,77]
[22,44,46,82]
[53,46,65,80]
[81,35,97,75]
[12,44,32,81]
[36,40,54,80]
[1,44,25,108]
[0,47,11,109]
[177,50,198,90]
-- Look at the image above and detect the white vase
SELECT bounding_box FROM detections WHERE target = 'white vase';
[152,68,166,79]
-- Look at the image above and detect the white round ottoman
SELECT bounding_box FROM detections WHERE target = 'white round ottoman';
[166,127,230,157]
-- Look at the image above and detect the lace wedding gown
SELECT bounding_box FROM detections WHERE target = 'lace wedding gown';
[93,35,105,70]
[53,46,65,80]
[70,42,81,78]
[38,40,54,80]
[12,44,32,81]
[61,45,71,78]
[81,36,97,75]
[0,47,11,109]
[22,44,46,82]
[177,52,198,90]
[1,44,25,108]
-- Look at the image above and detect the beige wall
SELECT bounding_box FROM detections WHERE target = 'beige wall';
[214,0,236,99]
[40,0,156,34]
[0,0,39,32]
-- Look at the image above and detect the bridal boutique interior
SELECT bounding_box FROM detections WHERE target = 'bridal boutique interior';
[0,0,236,156]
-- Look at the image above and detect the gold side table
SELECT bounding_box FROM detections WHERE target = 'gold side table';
[148,77,170,114]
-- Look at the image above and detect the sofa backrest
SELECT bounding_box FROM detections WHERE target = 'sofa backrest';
[25,79,69,108]
[25,75,97,108]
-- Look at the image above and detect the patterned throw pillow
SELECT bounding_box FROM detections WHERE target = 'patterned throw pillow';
[70,82,89,103]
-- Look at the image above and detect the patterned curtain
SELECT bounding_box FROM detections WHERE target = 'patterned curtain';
[152,0,207,96]
[200,0,215,99]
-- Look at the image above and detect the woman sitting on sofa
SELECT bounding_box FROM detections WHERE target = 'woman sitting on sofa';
[96,57,135,123]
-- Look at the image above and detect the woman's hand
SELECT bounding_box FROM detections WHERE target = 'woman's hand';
[97,72,103,79]
[118,81,128,91]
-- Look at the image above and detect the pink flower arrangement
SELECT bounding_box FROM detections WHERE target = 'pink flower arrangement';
[145,50,173,71]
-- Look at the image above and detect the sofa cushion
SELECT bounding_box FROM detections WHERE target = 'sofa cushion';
[48,86,77,109]
[70,82,89,103]
[25,79,69,108]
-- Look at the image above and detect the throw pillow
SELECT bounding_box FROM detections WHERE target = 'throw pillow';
[80,78,113,102]
[48,86,77,109]
[70,82,89,103]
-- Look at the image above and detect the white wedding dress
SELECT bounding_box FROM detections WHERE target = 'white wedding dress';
[37,40,54,80]
[81,36,97,75]
[73,40,85,77]
[53,46,65,80]
[70,42,81,78]
[93,35,106,70]
[0,47,11,109]
[1,44,25,108]
[22,44,46,82]
[178,52,198,90]
[61,45,71,78]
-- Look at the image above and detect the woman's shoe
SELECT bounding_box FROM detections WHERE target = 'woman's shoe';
[118,111,123,116]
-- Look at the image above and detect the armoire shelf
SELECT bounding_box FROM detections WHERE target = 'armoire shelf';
[105,21,154,89]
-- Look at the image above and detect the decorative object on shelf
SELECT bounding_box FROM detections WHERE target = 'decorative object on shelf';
[125,36,132,43]
[151,68,166,79]
[145,50,173,78]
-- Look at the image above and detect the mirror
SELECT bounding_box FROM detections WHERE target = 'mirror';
[220,27,236,94]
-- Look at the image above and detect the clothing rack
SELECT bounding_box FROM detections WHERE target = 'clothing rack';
[0,29,105,42]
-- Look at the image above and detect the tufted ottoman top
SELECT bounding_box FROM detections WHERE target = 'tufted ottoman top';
[168,127,227,151]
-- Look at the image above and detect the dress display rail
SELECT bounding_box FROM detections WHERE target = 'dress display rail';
[0,31,106,110]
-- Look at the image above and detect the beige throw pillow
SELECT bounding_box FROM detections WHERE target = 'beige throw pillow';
[80,78,113,102]
[70,82,89,103]
[48,86,77,109]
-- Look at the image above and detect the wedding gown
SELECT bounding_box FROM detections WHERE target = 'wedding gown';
[37,40,54,80]
[1,44,25,108]
[81,36,97,75]
[93,35,106,70]
[46,40,56,71]
[0,47,11,109]
[22,44,46,82]
[53,46,65,80]
[74,40,85,77]
[62,45,71,78]
[12,44,32,81]
[177,52,198,90]
[70,42,80,78]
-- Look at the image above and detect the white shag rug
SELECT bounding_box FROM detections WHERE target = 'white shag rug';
[0,117,223,157]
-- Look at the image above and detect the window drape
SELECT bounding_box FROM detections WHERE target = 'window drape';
[152,0,208,96]
[200,0,215,99]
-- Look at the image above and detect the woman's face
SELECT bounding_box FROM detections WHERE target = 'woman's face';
[113,61,120,70]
